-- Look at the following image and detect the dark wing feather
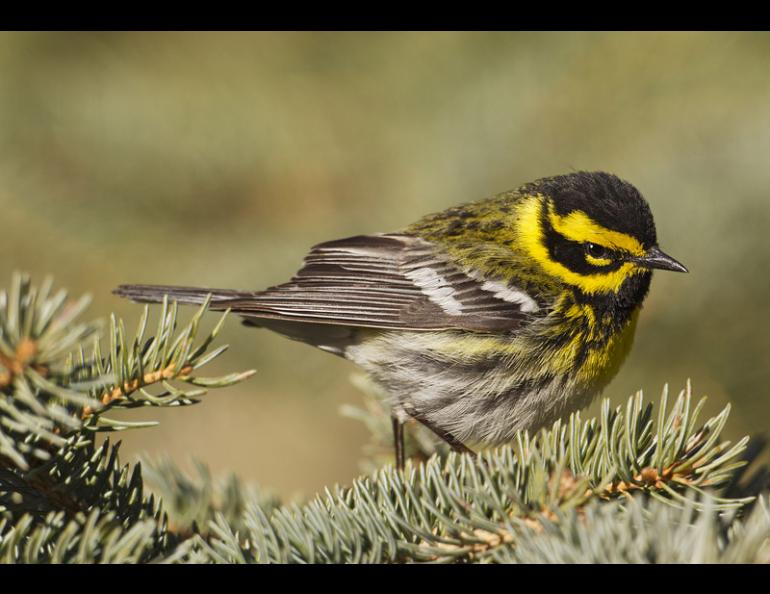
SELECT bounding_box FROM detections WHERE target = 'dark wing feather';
[217,234,536,333]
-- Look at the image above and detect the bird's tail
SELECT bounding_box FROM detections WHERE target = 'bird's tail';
[113,284,251,308]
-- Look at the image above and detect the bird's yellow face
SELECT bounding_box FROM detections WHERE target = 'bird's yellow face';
[515,194,686,296]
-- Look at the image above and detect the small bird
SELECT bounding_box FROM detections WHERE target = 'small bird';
[115,171,687,470]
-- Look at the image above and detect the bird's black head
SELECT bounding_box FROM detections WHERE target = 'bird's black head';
[529,171,658,250]
[516,171,687,305]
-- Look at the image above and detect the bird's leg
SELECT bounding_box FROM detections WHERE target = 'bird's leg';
[409,411,475,457]
[392,415,405,471]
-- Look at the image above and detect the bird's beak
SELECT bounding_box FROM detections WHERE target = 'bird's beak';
[634,246,688,273]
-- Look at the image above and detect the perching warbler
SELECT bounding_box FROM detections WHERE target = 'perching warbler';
[114,171,687,469]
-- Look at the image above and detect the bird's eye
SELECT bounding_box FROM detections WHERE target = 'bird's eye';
[585,243,609,259]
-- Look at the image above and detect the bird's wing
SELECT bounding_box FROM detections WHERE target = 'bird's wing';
[220,234,540,332]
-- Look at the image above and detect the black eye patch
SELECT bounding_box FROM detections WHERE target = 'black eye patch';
[542,216,623,275]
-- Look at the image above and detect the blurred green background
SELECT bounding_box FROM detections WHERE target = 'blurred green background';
[1,31,769,497]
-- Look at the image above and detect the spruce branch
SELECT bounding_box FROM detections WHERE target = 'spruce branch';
[489,494,770,563]
[78,295,256,430]
[0,273,767,563]
[0,436,171,563]
[0,273,100,470]
[164,384,761,563]
[140,455,280,540]
[3,379,766,563]
[0,509,165,563]
[0,273,256,562]
[0,273,256,472]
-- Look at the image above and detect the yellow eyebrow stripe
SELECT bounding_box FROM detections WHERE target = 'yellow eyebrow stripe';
[547,204,645,256]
